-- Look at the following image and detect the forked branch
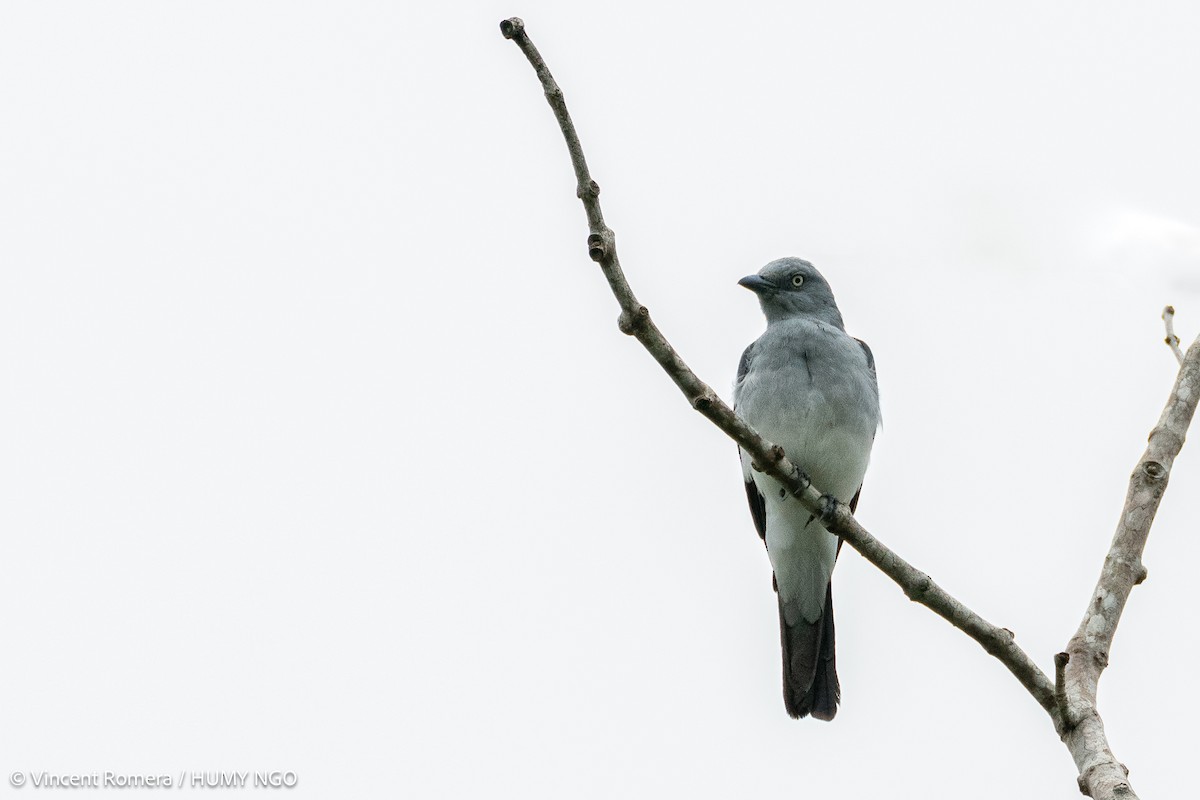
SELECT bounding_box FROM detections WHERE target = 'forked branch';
[501,18,1200,799]
[1057,317,1200,800]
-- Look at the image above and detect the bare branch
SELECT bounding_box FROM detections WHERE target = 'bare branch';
[1060,335,1200,800]
[1164,305,1185,365]
[500,13,1061,725]
[502,18,1200,796]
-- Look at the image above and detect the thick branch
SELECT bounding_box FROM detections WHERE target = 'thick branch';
[1060,335,1200,800]
[501,14,1061,726]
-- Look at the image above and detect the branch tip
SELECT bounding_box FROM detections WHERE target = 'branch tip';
[1162,304,1185,365]
[499,17,524,39]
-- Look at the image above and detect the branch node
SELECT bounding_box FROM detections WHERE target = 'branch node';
[1140,459,1167,481]
[1134,565,1148,585]
[499,17,524,39]
[692,394,714,411]
[587,231,607,261]
[577,180,600,200]
[616,305,649,336]
[904,573,933,600]
[768,444,786,463]
[1077,775,1089,796]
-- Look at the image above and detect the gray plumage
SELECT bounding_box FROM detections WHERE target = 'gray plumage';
[733,257,880,720]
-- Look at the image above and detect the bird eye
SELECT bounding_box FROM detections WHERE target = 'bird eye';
[791,275,804,287]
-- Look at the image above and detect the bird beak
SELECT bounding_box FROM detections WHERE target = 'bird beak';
[738,275,777,294]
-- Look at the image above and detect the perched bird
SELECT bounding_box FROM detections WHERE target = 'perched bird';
[733,257,880,720]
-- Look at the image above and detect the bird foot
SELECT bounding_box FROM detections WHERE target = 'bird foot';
[818,494,841,527]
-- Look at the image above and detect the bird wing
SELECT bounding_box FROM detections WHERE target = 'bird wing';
[735,342,768,544]
[839,337,876,554]
[855,337,875,375]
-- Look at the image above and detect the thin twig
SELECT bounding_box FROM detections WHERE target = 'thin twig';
[501,14,1061,726]
[1060,334,1200,800]
[1163,305,1184,365]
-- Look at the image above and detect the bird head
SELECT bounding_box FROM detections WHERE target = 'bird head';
[739,257,845,328]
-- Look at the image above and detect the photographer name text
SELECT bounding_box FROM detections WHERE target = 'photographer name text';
[9,771,298,790]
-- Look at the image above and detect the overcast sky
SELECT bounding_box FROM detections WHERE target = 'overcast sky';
[3,2,1200,797]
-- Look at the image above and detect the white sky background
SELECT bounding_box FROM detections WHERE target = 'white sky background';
[2,1,1200,796]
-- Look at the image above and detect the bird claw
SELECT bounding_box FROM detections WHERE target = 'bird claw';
[818,494,841,527]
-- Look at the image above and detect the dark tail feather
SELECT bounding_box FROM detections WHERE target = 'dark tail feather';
[779,583,840,721]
